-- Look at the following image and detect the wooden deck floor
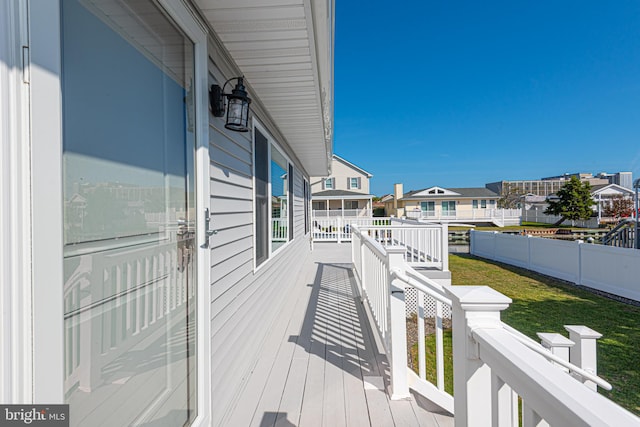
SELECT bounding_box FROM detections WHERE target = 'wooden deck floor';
[225,243,454,427]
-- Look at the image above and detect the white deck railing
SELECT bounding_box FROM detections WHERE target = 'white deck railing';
[313,217,391,242]
[312,208,372,218]
[351,227,640,425]
[356,222,449,271]
[406,208,521,226]
[272,217,288,241]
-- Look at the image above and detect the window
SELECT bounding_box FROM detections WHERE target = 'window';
[270,144,289,252]
[254,130,269,266]
[442,201,456,216]
[347,200,358,209]
[324,178,334,189]
[472,200,478,209]
[481,199,487,208]
[289,164,294,241]
[304,179,310,234]
[349,177,360,189]
[312,201,326,210]
[489,200,496,207]
[420,201,435,216]
[254,125,292,266]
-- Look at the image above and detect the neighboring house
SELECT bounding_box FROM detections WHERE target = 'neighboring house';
[2,1,333,426]
[591,183,635,220]
[522,184,635,226]
[310,154,374,217]
[385,183,519,226]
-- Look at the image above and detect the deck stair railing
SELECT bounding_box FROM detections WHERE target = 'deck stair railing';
[351,226,640,426]
[602,218,637,248]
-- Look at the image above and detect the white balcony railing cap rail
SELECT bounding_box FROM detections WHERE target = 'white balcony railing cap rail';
[473,327,639,426]
[501,322,612,390]
[353,225,387,253]
[359,224,445,230]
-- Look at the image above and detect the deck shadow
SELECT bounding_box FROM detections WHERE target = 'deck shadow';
[293,261,390,385]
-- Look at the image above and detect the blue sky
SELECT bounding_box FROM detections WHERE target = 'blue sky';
[334,1,640,196]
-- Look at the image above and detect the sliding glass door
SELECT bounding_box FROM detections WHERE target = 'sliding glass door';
[61,0,197,425]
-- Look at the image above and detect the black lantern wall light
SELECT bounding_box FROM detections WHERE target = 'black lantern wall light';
[210,76,252,132]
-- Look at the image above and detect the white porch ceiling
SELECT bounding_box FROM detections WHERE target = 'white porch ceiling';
[194,0,334,176]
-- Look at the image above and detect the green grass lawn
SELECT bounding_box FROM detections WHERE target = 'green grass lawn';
[414,253,640,415]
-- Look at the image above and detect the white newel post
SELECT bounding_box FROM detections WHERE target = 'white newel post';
[445,286,512,427]
[387,247,410,400]
[441,223,449,271]
[564,325,602,391]
[537,333,574,372]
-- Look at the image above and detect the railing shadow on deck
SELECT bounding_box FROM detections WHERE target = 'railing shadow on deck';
[289,260,450,420]
[291,262,384,382]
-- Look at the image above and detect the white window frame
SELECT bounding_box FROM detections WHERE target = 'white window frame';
[349,177,359,189]
[442,200,456,216]
[29,2,211,424]
[252,120,294,270]
[421,201,435,214]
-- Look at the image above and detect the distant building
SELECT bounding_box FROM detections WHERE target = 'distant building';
[486,179,566,197]
[487,171,633,196]
[596,172,633,190]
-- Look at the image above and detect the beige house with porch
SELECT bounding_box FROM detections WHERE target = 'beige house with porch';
[311,154,373,217]
[385,183,520,226]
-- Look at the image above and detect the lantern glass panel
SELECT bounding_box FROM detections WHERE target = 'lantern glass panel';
[227,98,247,128]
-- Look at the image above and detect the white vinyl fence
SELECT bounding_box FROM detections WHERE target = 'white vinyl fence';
[470,230,640,301]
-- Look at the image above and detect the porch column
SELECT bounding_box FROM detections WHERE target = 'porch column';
[341,198,344,218]
[445,286,512,427]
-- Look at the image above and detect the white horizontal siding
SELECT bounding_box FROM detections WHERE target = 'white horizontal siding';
[207,60,312,426]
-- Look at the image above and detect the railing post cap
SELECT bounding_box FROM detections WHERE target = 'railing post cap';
[564,325,603,339]
[445,286,512,311]
[537,332,575,348]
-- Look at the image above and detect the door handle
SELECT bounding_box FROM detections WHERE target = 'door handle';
[203,208,217,248]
